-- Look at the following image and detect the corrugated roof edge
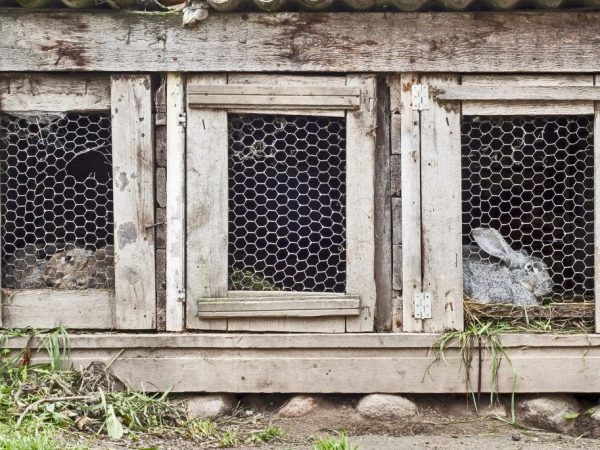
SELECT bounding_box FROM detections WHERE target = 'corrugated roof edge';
[2,0,600,10]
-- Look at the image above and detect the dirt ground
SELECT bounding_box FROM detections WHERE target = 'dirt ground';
[67,394,600,449]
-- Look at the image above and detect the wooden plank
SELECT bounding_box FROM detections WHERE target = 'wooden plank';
[185,74,228,331]
[345,75,377,332]
[437,85,600,101]
[0,74,110,112]
[9,331,600,350]
[198,309,360,318]
[462,74,595,115]
[391,197,402,291]
[166,73,186,332]
[595,74,600,334]
[198,296,360,311]
[420,75,464,332]
[374,77,393,332]
[111,75,156,330]
[396,73,423,333]
[189,85,359,96]
[227,74,347,87]
[13,332,600,393]
[462,102,594,116]
[188,95,359,110]
[229,108,345,117]
[6,11,600,73]
[2,289,113,329]
[226,317,346,332]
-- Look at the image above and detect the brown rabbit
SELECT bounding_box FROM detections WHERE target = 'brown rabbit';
[43,245,114,289]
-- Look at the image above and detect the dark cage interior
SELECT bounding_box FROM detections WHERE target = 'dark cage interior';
[0,113,114,290]
[227,114,346,293]
[461,115,594,304]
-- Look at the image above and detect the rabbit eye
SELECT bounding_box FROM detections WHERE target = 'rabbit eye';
[65,255,73,262]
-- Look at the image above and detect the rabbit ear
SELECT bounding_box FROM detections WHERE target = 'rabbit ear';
[472,228,525,267]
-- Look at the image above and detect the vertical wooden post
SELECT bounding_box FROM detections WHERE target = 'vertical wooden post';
[111,75,156,329]
[166,73,186,332]
[397,73,423,332]
[594,75,600,334]
[345,74,378,332]
[420,74,464,332]
[374,77,393,332]
[185,74,228,330]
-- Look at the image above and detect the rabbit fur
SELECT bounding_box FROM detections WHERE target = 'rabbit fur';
[4,244,114,289]
[463,228,553,305]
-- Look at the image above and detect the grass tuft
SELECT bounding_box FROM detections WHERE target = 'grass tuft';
[312,431,358,450]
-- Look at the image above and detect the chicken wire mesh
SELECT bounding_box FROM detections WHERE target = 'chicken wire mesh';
[228,113,346,292]
[461,115,594,303]
[0,112,114,290]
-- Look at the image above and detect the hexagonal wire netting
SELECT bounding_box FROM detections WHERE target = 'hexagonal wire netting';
[0,113,114,290]
[228,114,346,292]
[461,115,594,303]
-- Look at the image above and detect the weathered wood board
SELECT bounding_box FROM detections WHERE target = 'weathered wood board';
[111,75,156,330]
[10,333,600,393]
[3,11,600,73]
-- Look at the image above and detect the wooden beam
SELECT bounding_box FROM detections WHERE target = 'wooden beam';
[1,289,114,329]
[0,74,110,112]
[595,74,600,334]
[420,75,464,332]
[395,73,423,332]
[436,85,600,101]
[9,332,600,393]
[197,295,360,312]
[165,73,186,332]
[197,309,360,318]
[111,75,156,330]
[3,11,600,73]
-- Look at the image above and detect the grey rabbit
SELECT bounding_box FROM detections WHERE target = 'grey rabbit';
[4,244,114,289]
[463,228,553,305]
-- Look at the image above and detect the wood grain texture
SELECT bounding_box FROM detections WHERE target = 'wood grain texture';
[4,11,600,73]
[197,309,360,318]
[374,77,393,332]
[12,332,600,393]
[111,75,156,330]
[345,75,377,332]
[437,85,600,101]
[198,296,360,312]
[165,73,186,332]
[420,74,464,332]
[2,289,114,329]
[185,74,228,331]
[395,73,423,332]
[595,74,600,333]
[0,74,110,112]
[462,74,595,115]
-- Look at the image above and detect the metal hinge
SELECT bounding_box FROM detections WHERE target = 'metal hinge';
[178,113,187,127]
[411,84,429,111]
[414,292,432,319]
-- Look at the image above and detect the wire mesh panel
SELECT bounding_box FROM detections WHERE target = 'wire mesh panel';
[0,112,114,290]
[461,115,594,303]
[228,113,346,292]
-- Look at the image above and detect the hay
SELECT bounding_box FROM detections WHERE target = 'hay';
[464,300,595,333]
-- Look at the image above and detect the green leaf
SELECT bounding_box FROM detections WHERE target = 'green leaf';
[564,411,580,420]
[106,404,124,440]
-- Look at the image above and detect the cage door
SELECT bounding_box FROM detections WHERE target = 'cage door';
[0,74,155,330]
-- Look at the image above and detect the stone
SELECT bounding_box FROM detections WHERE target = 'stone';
[516,395,580,433]
[186,394,238,419]
[356,394,417,421]
[278,395,324,418]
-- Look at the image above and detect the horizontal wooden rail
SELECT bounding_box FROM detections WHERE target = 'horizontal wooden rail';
[197,294,360,318]
[436,85,600,101]
[188,85,360,110]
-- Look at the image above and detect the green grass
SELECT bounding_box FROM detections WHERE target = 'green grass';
[246,425,285,443]
[312,432,358,450]
[427,316,517,422]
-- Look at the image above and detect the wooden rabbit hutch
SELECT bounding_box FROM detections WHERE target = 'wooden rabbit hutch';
[2,1,600,394]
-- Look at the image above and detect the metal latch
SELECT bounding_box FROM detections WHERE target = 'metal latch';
[411,84,429,111]
[414,292,432,319]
